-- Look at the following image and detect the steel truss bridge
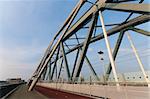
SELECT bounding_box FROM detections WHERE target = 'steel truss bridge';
[27,0,150,98]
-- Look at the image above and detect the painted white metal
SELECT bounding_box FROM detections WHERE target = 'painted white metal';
[99,11,119,87]
[126,32,150,87]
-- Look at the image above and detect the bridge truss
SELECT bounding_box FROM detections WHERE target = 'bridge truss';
[28,0,150,91]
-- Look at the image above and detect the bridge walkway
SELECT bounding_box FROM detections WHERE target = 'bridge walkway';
[6,84,48,99]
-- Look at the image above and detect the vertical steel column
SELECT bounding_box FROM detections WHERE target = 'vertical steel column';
[58,59,64,80]
[84,56,100,81]
[55,60,58,82]
[50,46,60,80]
[46,62,51,81]
[71,49,80,80]
[74,33,99,81]
[105,31,125,81]
[50,64,56,80]
[48,64,51,81]
[73,12,98,81]
[99,11,119,86]
[58,59,63,79]
[42,66,48,80]
[40,67,45,80]
[126,32,150,87]
[60,42,71,81]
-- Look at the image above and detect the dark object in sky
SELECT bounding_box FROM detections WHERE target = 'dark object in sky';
[98,51,104,54]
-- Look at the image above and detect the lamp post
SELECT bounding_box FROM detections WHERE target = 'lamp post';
[98,51,106,84]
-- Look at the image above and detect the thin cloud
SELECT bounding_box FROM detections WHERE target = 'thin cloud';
[0,42,46,80]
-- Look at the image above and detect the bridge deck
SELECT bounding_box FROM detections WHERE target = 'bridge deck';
[6,84,48,99]
[37,82,150,99]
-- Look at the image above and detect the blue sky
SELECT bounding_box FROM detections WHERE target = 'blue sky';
[0,0,79,80]
[0,0,149,80]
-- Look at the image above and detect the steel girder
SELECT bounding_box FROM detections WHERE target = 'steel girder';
[128,27,150,36]
[105,31,125,81]
[28,0,150,91]
[60,42,71,81]
[58,59,64,80]
[49,15,150,82]
[31,0,85,79]
[31,3,150,79]
[72,12,98,81]
[28,0,85,91]
[63,2,149,41]
[44,15,149,82]
[49,15,150,66]
[50,47,60,80]
[65,33,100,81]
[71,49,80,80]
[46,62,51,81]
[102,3,150,14]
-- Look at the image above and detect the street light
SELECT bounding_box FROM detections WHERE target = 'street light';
[98,51,104,55]
[98,51,106,84]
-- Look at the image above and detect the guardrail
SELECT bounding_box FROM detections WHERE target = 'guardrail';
[0,83,24,98]
[37,81,150,99]
[39,80,149,87]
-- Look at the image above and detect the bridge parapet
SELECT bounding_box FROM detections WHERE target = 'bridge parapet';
[37,81,150,99]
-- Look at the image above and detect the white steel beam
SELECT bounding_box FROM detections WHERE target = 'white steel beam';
[99,11,119,86]
[126,32,150,87]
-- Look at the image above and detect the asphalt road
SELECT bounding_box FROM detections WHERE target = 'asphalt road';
[6,84,48,99]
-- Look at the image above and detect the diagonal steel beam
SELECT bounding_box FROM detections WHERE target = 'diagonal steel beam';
[64,15,150,56]
[105,31,125,81]
[73,12,98,81]
[126,32,150,87]
[103,3,150,14]
[75,32,99,81]
[28,0,84,91]
[46,62,51,81]
[41,66,47,80]
[60,42,71,81]
[84,55,100,81]
[128,27,150,36]
[71,33,100,81]
[36,2,81,75]
[50,47,60,80]
[32,3,150,84]
[71,49,80,80]
[30,0,85,81]
[58,59,64,80]
[99,10,119,86]
[50,15,149,81]
[63,2,102,41]
[63,2,150,41]
[29,1,150,90]
[68,45,100,81]
[49,15,150,68]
